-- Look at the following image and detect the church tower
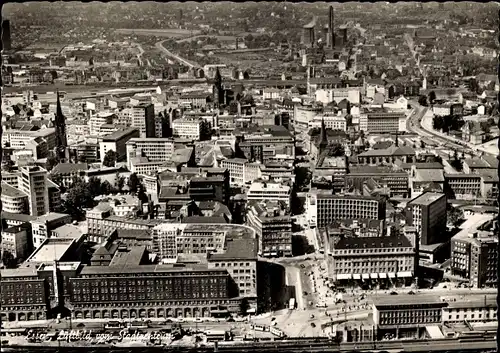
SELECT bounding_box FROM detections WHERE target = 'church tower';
[213,68,223,107]
[54,90,68,160]
[319,118,328,154]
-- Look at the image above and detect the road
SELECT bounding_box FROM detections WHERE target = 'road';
[407,100,478,155]
[155,40,200,69]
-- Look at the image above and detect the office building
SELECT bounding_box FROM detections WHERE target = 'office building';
[441,295,497,324]
[131,103,156,138]
[100,128,140,163]
[89,112,115,136]
[372,295,446,340]
[444,174,482,199]
[247,182,292,208]
[0,223,32,260]
[207,237,258,300]
[172,117,209,140]
[247,200,292,257]
[30,212,72,249]
[346,166,410,197]
[220,158,262,187]
[234,125,295,163]
[1,182,28,214]
[326,234,416,288]
[69,265,237,320]
[451,227,498,289]
[1,267,50,322]
[18,166,50,217]
[126,137,175,170]
[306,191,386,228]
[405,192,447,246]
[359,111,406,134]
[151,222,255,260]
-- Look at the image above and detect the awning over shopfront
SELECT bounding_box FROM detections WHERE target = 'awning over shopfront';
[378,273,387,278]
[362,273,369,279]
[353,274,361,280]
[246,308,256,314]
[370,273,378,279]
[397,271,413,278]
[336,274,352,280]
[388,273,396,278]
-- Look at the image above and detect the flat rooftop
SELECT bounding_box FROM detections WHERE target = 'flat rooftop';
[452,214,496,242]
[0,182,27,198]
[27,238,76,263]
[373,295,443,307]
[109,246,146,267]
[78,263,226,276]
[409,192,445,206]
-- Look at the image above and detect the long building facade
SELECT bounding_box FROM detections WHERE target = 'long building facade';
[69,265,238,320]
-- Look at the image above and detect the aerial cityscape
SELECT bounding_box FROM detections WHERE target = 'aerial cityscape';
[0,2,498,352]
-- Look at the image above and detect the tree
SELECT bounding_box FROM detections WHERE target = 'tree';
[63,180,95,220]
[418,95,428,106]
[447,206,464,226]
[428,90,436,105]
[101,180,113,195]
[87,177,102,197]
[115,174,125,192]
[1,250,16,268]
[327,143,345,157]
[102,150,117,167]
[480,121,491,134]
[128,173,140,194]
[294,166,312,191]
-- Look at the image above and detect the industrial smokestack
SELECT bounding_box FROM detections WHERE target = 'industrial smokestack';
[329,6,335,48]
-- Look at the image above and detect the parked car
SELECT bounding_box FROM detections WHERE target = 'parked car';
[390,291,398,295]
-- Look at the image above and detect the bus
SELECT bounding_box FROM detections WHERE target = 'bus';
[128,321,148,329]
[105,321,124,330]
[289,298,296,310]
[205,330,228,342]
[270,327,286,338]
[251,324,267,332]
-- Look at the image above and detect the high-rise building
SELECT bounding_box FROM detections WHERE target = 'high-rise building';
[247,200,292,257]
[405,192,447,246]
[131,103,156,138]
[18,166,50,217]
[2,19,11,51]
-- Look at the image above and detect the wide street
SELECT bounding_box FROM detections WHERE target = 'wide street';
[155,40,200,69]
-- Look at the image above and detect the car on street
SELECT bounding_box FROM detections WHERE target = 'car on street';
[390,291,398,295]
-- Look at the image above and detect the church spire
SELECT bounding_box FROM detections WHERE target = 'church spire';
[319,118,328,152]
[54,90,68,160]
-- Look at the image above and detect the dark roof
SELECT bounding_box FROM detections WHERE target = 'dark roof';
[208,238,258,261]
[102,127,139,142]
[51,163,88,175]
[182,216,227,224]
[1,212,35,222]
[334,235,412,250]
[116,229,151,240]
